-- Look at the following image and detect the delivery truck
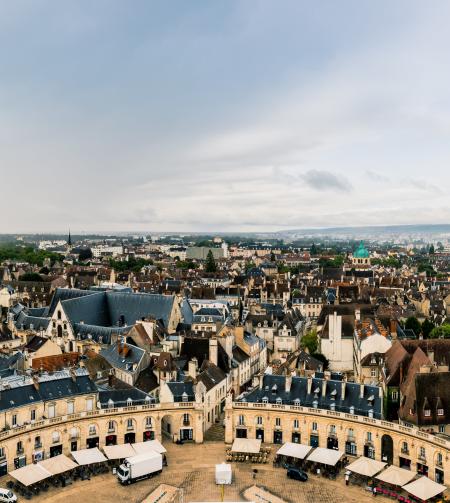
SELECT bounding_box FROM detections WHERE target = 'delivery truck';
[117,451,163,485]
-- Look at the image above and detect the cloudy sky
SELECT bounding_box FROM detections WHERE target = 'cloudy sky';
[1,1,450,233]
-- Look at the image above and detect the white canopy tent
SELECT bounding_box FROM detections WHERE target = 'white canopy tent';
[276,443,312,460]
[306,447,344,466]
[375,465,416,486]
[402,477,447,501]
[39,454,78,475]
[71,447,107,466]
[345,457,386,478]
[103,443,136,460]
[215,463,232,485]
[132,440,167,455]
[231,438,262,454]
[9,464,52,486]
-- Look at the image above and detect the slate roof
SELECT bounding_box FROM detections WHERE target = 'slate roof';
[167,381,195,402]
[100,342,145,372]
[98,388,152,408]
[241,374,382,418]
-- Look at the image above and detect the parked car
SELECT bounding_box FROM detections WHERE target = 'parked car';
[0,488,17,503]
[287,467,308,482]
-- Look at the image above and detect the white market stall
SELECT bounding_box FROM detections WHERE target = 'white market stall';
[306,447,344,467]
[345,457,386,478]
[103,443,136,461]
[9,464,52,486]
[402,476,447,502]
[231,438,262,454]
[276,442,312,461]
[375,465,416,487]
[215,463,232,485]
[132,440,167,455]
[39,454,78,475]
[71,447,107,466]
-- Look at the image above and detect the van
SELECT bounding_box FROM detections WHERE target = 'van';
[0,489,17,503]
[287,467,308,482]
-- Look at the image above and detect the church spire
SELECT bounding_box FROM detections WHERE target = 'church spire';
[67,229,72,247]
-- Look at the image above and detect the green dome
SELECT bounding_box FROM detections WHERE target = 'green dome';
[354,241,369,258]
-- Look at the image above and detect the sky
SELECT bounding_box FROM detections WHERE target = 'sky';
[1,0,450,233]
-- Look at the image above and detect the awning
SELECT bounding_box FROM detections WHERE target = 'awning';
[231,438,262,454]
[402,476,446,501]
[71,448,107,466]
[39,454,78,475]
[306,447,344,466]
[276,442,312,460]
[132,440,167,455]
[346,456,386,477]
[9,464,51,486]
[103,444,136,460]
[375,465,416,486]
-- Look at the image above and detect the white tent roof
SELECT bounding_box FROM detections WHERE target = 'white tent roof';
[276,443,312,460]
[306,447,344,466]
[71,447,107,466]
[402,476,446,501]
[103,443,136,460]
[39,454,78,475]
[231,438,262,454]
[132,440,167,455]
[9,464,51,486]
[215,463,232,485]
[375,465,416,486]
[346,456,386,477]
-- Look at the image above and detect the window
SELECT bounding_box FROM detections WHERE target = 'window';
[256,416,263,425]
[238,415,245,426]
[329,425,336,435]
[89,425,96,436]
[31,409,36,421]
[0,447,5,459]
[392,391,398,401]
[262,397,268,404]
[67,401,74,415]
[183,413,190,425]
[86,398,93,412]
[424,409,431,417]
[126,398,133,407]
[293,419,299,429]
[348,428,354,439]
[371,369,377,378]
[402,441,408,453]
[275,417,281,427]
[437,408,444,416]
[439,425,445,433]
[108,421,115,432]
[437,453,443,466]
[48,403,56,418]
[145,417,152,428]
[419,447,426,459]
[17,441,23,454]
[367,432,372,442]
[127,419,133,430]
[349,406,355,414]
[12,414,17,427]
[312,422,318,432]
[35,436,41,448]
[52,431,60,444]
[57,310,62,320]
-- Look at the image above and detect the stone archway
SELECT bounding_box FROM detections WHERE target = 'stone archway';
[381,434,394,464]
[161,414,173,440]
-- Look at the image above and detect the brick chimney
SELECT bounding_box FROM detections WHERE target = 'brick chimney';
[285,372,292,393]
[307,375,312,394]
[360,383,365,399]
[32,376,40,391]
[209,338,218,366]
[341,379,346,401]
[188,357,198,379]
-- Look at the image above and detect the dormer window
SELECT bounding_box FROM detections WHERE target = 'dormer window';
[293,398,300,406]
[126,398,133,406]
[368,409,374,418]
[182,392,188,402]
[424,409,431,417]
[271,384,277,395]
[350,406,355,414]
[437,408,444,416]
[262,397,268,404]
[276,397,282,405]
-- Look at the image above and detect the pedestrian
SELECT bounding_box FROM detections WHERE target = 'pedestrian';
[372,485,377,497]
[345,471,350,486]
[316,467,321,477]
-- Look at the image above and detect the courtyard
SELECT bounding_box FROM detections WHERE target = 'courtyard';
[9,441,401,503]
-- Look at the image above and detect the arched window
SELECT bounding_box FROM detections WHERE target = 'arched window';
[57,310,62,320]
[145,417,153,428]
[256,416,263,425]
[52,431,60,444]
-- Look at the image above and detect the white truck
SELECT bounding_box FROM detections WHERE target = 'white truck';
[117,451,163,485]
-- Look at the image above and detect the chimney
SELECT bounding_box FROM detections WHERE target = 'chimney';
[307,375,312,394]
[322,377,327,397]
[427,350,434,364]
[209,338,218,366]
[360,383,364,399]
[390,319,397,338]
[355,309,361,322]
[32,376,40,391]
[188,357,198,379]
[70,368,77,382]
[285,372,292,393]
[341,380,346,401]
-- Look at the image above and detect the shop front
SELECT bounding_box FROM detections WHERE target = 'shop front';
[435,468,444,484]
[310,434,319,448]
[399,457,411,470]
[143,431,155,441]
[14,455,26,469]
[273,430,283,444]
[292,432,301,443]
[50,444,63,457]
[345,440,357,456]
[105,435,117,446]
[124,432,136,444]
[86,437,99,449]
[33,450,44,462]
[327,436,339,450]
[255,428,264,442]
[0,460,7,477]
[179,428,193,441]
[236,428,247,438]
[416,462,428,477]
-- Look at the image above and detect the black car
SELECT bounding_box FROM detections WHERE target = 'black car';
[287,468,308,482]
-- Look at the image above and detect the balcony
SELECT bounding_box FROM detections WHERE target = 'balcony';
[401,448,410,456]
[183,420,190,426]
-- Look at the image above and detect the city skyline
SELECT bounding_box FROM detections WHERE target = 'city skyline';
[1,1,450,233]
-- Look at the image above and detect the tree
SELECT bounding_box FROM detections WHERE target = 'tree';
[205,250,217,273]
[404,316,422,337]
[429,324,450,339]
[429,244,435,255]
[78,248,93,261]
[310,243,318,255]
[421,319,435,339]
[19,272,44,282]
[301,330,318,354]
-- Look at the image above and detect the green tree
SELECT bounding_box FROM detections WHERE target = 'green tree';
[310,243,318,255]
[429,324,450,339]
[205,250,217,273]
[429,244,435,255]
[19,272,44,282]
[421,319,435,339]
[301,330,318,354]
[404,316,422,336]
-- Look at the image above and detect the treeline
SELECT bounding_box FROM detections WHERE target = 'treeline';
[0,245,63,267]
